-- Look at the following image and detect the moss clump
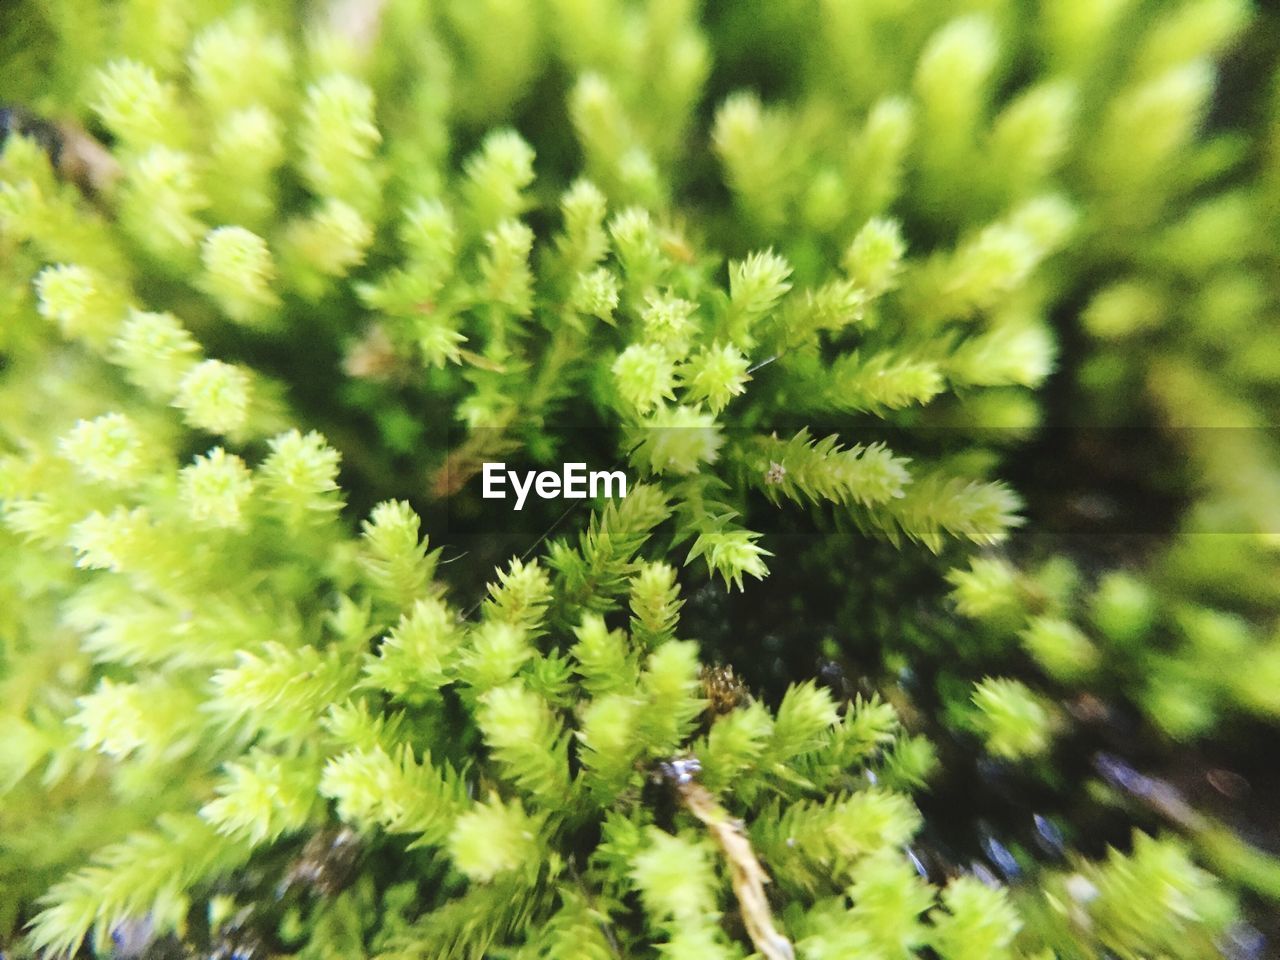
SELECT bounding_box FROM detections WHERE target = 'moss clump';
[2,0,1279,957]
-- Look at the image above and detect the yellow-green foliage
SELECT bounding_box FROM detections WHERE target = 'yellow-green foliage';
[2,0,1278,957]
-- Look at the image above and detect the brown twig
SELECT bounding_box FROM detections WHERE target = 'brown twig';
[670,766,795,960]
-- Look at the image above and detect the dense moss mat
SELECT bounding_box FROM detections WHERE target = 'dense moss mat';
[3,1,1280,957]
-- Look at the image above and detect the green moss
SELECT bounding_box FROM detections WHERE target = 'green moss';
[3,0,1279,957]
